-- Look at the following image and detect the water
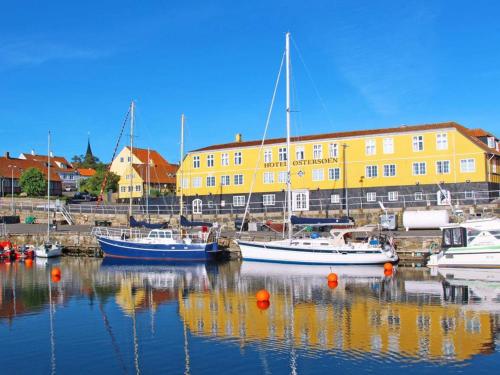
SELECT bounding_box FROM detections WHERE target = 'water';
[1,258,500,374]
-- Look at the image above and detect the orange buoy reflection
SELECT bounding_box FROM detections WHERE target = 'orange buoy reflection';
[25,259,33,268]
[256,300,270,310]
[383,263,393,272]
[51,274,61,283]
[51,267,61,277]
[327,280,338,289]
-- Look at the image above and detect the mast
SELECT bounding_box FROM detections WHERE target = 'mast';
[146,147,150,220]
[47,131,51,241]
[180,114,185,224]
[129,101,135,221]
[285,32,292,242]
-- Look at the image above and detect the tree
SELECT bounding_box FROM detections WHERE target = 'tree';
[80,169,120,196]
[71,154,102,169]
[20,168,46,197]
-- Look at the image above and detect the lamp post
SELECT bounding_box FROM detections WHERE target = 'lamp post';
[342,143,349,216]
[7,165,19,214]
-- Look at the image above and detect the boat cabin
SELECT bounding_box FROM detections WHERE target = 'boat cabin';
[147,229,174,239]
[442,227,467,249]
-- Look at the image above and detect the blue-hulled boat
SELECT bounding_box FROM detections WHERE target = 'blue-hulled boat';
[92,227,221,261]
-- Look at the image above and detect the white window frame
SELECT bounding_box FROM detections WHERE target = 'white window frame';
[181,178,189,189]
[278,147,287,161]
[328,143,338,158]
[436,133,448,150]
[366,192,377,202]
[234,152,242,165]
[330,194,340,204]
[388,191,398,201]
[460,158,475,173]
[193,155,200,168]
[278,171,287,183]
[414,192,423,201]
[264,149,273,163]
[487,137,495,148]
[383,138,394,154]
[412,135,424,152]
[263,172,274,184]
[207,154,214,167]
[295,146,305,161]
[312,169,324,181]
[365,139,376,155]
[366,165,378,178]
[220,175,230,186]
[221,153,229,166]
[436,160,450,174]
[192,176,202,188]
[192,199,203,214]
[383,164,396,177]
[263,194,275,206]
[206,176,216,187]
[234,174,244,185]
[120,186,126,193]
[292,190,309,211]
[233,195,245,207]
[328,168,340,181]
[413,162,426,175]
[313,144,323,160]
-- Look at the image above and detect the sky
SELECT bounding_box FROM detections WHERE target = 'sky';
[1,0,500,164]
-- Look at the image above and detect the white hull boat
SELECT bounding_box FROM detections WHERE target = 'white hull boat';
[35,243,63,258]
[427,217,500,268]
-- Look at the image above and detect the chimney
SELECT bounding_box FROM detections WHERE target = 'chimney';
[31,149,35,155]
[235,133,243,143]
[4,152,10,159]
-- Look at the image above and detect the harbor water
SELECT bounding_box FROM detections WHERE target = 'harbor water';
[1,258,500,374]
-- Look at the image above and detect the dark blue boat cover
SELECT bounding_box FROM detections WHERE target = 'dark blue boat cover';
[290,215,354,226]
[180,215,213,228]
[129,216,166,229]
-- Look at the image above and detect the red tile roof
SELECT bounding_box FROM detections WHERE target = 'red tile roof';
[132,163,178,184]
[191,121,499,155]
[77,168,97,177]
[0,157,61,181]
[468,128,494,138]
[20,153,74,172]
[126,147,172,166]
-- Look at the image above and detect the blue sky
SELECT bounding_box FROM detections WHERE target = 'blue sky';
[1,0,499,164]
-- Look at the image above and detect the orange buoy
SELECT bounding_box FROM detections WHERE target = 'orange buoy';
[51,267,61,277]
[256,300,270,310]
[25,259,33,268]
[51,273,61,283]
[383,263,393,272]
[256,289,270,302]
[327,273,338,282]
[327,280,338,289]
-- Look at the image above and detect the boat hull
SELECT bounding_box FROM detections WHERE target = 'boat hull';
[35,244,62,258]
[237,240,398,265]
[96,236,220,261]
[427,245,500,268]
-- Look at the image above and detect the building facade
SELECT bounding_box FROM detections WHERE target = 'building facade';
[19,152,78,191]
[176,122,499,214]
[110,146,178,201]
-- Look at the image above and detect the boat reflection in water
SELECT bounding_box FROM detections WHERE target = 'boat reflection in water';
[179,261,500,362]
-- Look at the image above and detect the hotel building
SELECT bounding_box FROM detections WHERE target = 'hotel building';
[176,122,499,214]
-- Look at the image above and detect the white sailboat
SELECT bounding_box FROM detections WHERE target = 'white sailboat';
[427,216,500,268]
[36,131,63,258]
[236,33,398,265]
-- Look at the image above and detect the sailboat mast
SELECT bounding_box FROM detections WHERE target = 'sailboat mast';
[129,101,135,220]
[285,32,292,242]
[47,131,51,240]
[179,114,185,224]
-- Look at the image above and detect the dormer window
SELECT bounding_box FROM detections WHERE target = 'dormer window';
[487,137,495,148]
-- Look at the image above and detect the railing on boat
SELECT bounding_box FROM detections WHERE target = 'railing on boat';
[91,226,214,244]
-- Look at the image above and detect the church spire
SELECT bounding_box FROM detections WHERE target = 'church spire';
[84,132,95,164]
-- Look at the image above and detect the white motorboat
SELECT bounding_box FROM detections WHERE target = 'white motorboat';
[237,226,398,265]
[427,217,500,268]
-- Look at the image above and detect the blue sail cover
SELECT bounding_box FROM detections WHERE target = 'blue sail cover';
[129,216,166,229]
[180,215,213,228]
[290,215,354,226]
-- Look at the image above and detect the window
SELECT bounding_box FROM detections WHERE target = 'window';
[207,154,214,167]
[233,196,245,207]
[436,160,450,174]
[192,177,202,188]
[292,191,309,211]
[193,155,200,168]
[120,157,124,163]
[329,143,338,158]
[413,135,424,151]
[234,152,242,165]
[366,165,378,178]
[263,194,275,206]
[181,178,189,189]
[263,172,274,184]
[460,159,475,173]
[312,169,324,181]
[365,139,376,155]
[120,186,126,192]
[383,164,396,177]
[388,191,398,201]
[135,185,141,192]
[295,146,305,160]
[383,138,394,154]
[313,144,323,159]
[413,162,426,175]
[192,199,202,214]
[234,174,244,185]
[328,168,340,180]
[487,137,495,148]
[127,156,131,162]
[436,133,448,150]
[366,192,377,202]
[278,171,287,183]
[278,147,287,161]
[415,192,423,201]
[221,153,229,166]
[128,186,132,192]
[206,176,216,187]
[331,194,340,204]
[465,191,474,199]
[264,149,272,163]
[221,175,230,186]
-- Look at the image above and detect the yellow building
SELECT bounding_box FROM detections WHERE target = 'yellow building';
[176,122,499,214]
[110,146,178,201]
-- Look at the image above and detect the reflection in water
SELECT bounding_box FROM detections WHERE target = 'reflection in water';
[1,258,500,373]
